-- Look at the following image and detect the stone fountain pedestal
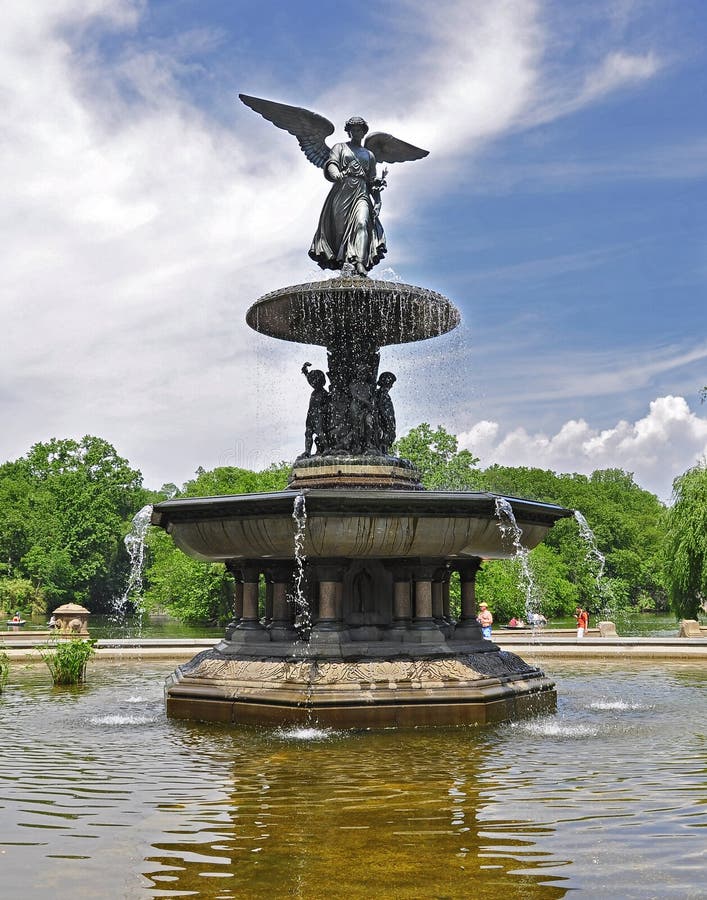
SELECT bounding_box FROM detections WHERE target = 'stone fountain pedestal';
[153,277,572,727]
[153,487,570,727]
[165,640,556,727]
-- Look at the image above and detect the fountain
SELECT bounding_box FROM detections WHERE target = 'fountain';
[151,95,573,726]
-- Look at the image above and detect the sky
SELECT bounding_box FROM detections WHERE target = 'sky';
[1,0,706,502]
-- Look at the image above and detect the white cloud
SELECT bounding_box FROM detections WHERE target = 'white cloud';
[580,50,661,102]
[459,396,707,501]
[0,0,674,487]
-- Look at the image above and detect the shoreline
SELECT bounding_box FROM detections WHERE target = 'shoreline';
[2,635,706,661]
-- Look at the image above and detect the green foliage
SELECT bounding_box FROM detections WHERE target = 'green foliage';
[181,464,289,497]
[144,529,234,625]
[663,462,707,619]
[0,436,147,611]
[142,464,289,625]
[394,424,480,490]
[0,649,9,692]
[0,577,45,617]
[394,426,667,617]
[474,545,580,622]
[38,638,96,685]
[475,560,524,622]
[478,464,666,611]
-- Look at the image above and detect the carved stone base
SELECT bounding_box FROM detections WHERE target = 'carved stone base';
[288,455,422,490]
[165,643,556,727]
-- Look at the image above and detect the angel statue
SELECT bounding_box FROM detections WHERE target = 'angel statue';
[239,94,429,277]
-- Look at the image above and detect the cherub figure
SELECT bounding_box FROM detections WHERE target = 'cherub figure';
[298,362,330,458]
[239,94,428,276]
[375,371,397,455]
[348,363,377,455]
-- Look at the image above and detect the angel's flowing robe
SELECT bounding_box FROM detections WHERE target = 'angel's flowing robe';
[309,142,386,272]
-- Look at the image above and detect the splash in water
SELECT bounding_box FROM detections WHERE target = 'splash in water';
[274,725,336,741]
[115,505,153,622]
[494,497,542,625]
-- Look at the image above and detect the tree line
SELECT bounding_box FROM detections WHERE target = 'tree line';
[0,429,704,624]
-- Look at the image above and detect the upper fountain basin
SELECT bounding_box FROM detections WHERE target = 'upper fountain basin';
[246,278,460,346]
[151,490,573,562]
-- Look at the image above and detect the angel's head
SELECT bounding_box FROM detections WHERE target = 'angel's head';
[345,116,369,137]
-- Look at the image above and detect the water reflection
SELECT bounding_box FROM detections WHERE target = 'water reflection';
[0,660,704,898]
[145,727,569,898]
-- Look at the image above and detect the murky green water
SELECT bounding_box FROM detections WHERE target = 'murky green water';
[0,659,704,898]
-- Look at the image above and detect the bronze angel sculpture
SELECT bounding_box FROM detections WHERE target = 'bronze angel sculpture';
[239,94,429,277]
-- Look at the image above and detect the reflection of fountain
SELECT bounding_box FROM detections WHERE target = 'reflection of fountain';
[154,274,572,726]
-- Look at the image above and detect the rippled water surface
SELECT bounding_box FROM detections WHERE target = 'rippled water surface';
[1,660,704,898]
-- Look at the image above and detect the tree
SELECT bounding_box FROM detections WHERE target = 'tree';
[478,464,667,610]
[144,528,234,625]
[663,461,707,619]
[180,463,289,497]
[0,436,146,611]
[142,463,290,624]
[394,424,480,490]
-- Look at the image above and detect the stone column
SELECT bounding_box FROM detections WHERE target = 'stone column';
[312,563,346,632]
[224,562,243,640]
[393,571,412,623]
[442,573,452,623]
[267,562,295,642]
[384,564,411,640]
[432,567,448,624]
[238,566,263,630]
[410,565,443,640]
[309,561,347,648]
[452,559,483,641]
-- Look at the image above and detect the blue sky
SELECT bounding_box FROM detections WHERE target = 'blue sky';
[1,0,706,500]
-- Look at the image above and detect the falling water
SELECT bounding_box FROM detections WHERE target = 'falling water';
[115,504,153,623]
[291,493,311,638]
[574,510,612,617]
[494,497,542,625]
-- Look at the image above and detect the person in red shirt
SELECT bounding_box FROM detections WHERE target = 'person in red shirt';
[575,607,589,638]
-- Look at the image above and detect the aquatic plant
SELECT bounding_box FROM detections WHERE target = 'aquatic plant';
[38,638,96,685]
[0,648,9,692]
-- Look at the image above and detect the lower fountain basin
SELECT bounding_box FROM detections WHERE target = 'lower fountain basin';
[151,489,573,562]
[166,646,556,727]
[152,489,571,727]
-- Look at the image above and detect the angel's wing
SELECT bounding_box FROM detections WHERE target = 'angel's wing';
[364,132,429,164]
[239,94,335,169]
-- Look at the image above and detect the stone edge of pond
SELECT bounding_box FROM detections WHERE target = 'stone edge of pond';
[2,637,706,661]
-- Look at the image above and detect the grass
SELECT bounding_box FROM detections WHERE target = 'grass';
[38,638,96,685]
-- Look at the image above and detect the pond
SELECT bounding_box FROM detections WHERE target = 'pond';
[0,659,704,898]
[11,610,691,640]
